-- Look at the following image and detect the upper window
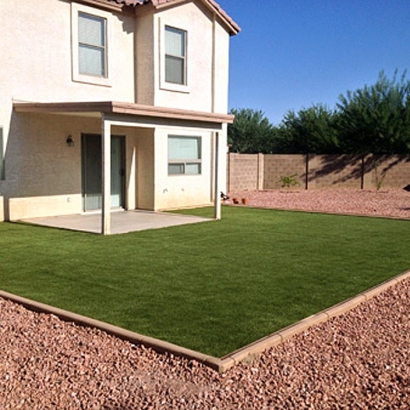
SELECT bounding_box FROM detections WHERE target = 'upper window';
[165,26,186,85]
[168,136,201,175]
[71,3,111,87]
[78,12,107,77]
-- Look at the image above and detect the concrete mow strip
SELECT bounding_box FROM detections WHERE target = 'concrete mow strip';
[1,269,409,373]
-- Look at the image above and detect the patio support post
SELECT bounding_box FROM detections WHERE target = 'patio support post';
[101,115,111,235]
[214,132,221,220]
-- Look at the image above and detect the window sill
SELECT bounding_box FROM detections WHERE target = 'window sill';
[72,73,112,88]
[160,82,190,94]
[168,174,202,177]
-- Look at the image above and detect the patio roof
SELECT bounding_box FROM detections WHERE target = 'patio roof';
[13,101,234,125]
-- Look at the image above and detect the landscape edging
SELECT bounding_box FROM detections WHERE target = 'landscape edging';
[218,269,410,372]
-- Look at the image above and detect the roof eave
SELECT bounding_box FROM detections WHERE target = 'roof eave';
[151,0,240,36]
[79,0,240,35]
[206,0,240,36]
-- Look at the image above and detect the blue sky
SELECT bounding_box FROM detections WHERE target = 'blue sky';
[217,0,410,125]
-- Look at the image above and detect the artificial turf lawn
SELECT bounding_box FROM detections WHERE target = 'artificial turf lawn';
[0,206,409,357]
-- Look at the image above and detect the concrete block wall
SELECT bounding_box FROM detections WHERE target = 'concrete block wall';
[308,155,362,189]
[363,155,410,189]
[264,155,306,190]
[227,153,263,192]
[227,153,410,192]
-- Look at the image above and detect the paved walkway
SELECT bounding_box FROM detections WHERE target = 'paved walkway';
[22,210,212,234]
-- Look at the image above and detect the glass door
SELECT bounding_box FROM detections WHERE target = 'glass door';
[82,134,125,211]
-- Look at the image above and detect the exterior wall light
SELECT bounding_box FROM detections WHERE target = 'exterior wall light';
[66,135,74,147]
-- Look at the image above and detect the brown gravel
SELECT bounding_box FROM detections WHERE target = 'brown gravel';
[228,188,410,219]
[1,189,410,409]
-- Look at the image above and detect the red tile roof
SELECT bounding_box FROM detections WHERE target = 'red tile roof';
[205,0,240,35]
[109,0,147,4]
[108,0,240,35]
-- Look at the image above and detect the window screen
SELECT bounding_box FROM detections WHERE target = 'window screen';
[78,12,106,77]
[165,26,186,85]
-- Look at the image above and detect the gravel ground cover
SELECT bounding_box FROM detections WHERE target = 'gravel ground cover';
[228,188,410,220]
[1,188,410,409]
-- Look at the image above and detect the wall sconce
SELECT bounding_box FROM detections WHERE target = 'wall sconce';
[66,135,74,147]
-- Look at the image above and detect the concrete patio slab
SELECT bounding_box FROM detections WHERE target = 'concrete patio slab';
[21,210,212,234]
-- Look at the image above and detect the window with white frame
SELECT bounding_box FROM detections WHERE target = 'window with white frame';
[0,128,4,180]
[78,12,107,77]
[165,26,187,85]
[71,3,111,86]
[168,136,201,175]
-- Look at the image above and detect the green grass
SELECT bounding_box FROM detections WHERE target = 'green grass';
[1,207,409,357]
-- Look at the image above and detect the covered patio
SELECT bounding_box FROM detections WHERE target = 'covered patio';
[21,210,212,235]
[13,101,233,234]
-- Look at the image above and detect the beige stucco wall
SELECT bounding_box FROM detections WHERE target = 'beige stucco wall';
[0,0,136,171]
[4,113,161,220]
[133,0,232,210]
[5,113,95,220]
[135,128,156,211]
[135,0,230,114]
[0,0,137,219]
[128,123,227,212]
[154,128,212,210]
[135,11,156,105]
[213,22,231,114]
[0,1,136,104]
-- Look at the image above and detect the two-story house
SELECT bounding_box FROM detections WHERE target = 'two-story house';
[0,0,239,233]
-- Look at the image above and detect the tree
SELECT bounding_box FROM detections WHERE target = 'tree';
[274,104,340,154]
[337,70,410,154]
[228,108,276,153]
[229,70,410,155]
